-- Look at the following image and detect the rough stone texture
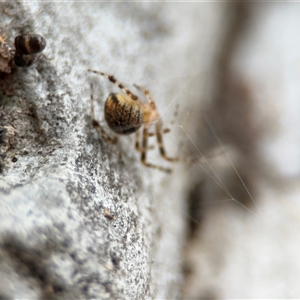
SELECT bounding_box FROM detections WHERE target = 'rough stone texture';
[0,2,226,299]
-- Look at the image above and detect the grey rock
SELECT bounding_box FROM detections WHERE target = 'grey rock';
[0,2,224,299]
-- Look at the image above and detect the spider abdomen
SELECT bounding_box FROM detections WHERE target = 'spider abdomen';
[14,34,47,67]
[15,34,47,55]
[105,93,143,135]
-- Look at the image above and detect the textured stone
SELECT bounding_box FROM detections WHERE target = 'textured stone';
[0,2,224,299]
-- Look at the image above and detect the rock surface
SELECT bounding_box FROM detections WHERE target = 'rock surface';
[0,2,225,299]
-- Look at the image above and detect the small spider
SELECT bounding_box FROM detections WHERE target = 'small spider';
[103,208,115,220]
[0,33,47,73]
[88,69,179,173]
[14,33,47,67]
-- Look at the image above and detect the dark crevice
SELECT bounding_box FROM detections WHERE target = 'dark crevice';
[1,235,69,300]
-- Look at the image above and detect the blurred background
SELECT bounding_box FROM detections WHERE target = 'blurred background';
[182,2,300,299]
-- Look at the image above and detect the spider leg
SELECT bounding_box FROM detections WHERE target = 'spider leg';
[156,119,179,162]
[90,83,118,144]
[134,83,179,134]
[135,130,154,152]
[88,69,139,102]
[161,102,180,134]
[135,130,140,150]
[140,125,172,173]
[147,116,178,136]
[134,84,178,165]
[133,84,156,109]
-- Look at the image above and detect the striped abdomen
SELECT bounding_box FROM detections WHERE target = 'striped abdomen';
[105,93,143,135]
[15,34,47,55]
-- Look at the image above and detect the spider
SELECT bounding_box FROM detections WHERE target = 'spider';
[87,69,180,173]
[0,33,47,73]
[14,33,47,67]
